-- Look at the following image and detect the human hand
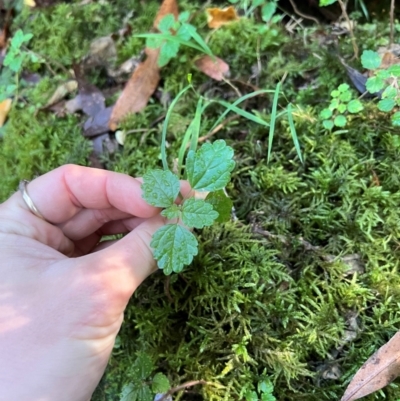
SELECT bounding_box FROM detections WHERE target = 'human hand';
[0,165,183,401]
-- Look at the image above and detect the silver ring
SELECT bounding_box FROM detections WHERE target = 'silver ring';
[19,180,46,221]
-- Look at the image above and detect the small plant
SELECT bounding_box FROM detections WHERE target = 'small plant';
[229,0,280,23]
[319,83,363,130]
[136,12,214,67]
[361,49,400,126]
[141,140,235,275]
[245,379,277,401]
[120,353,171,401]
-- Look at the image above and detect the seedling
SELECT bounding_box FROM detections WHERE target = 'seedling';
[319,83,363,130]
[135,12,215,67]
[245,378,276,401]
[361,49,400,126]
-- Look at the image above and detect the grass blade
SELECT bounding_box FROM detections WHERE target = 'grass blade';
[267,82,280,163]
[217,99,269,127]
[161,84,191,170]
[287,103,303,163]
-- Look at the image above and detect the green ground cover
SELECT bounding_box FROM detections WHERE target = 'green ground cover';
[1,1,400,400]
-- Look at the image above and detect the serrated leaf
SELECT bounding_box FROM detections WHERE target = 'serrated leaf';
[347,99,364,113]
[120,383,137,401]
[142,169,180,208]
[392,111,400,126]
[161,204,181,220]
[378,98,395,112]
[245,390,258,401]
[361,50,381,70]
[339,91,351,102]
[181,198,218,228]
[388,64,400,77]
[261,393,276,401]
[176,23,192,41]
[186,140,235,191]
[205,190,233,223]
[137,385,152,401]
[132,353,154,380]
[376,69,390,80]
[320,108,332,119]
[329,98,340,109]
[382,86,397,99]
[179,11,190,23]
[331,89,340,98]
[323,120,334,130]
[365,76,385,94]
[159,41,180,67]
[152,373,171,393]
[151,224,198,274]
[338,83,350,92]
[261,2,277,22]
[334,115,347,127]
[338,103,347,113]
[158,14,176,33]
[258,379,274,394]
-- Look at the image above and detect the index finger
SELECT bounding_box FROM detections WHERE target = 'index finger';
[13,164,159,224]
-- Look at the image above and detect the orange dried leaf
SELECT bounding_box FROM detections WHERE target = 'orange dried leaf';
[108,0,179,130]
[0,98,12,127]
[206,6,239,29]
[195,55,230,81]
[108,49,160,130]
[341,331,400,401]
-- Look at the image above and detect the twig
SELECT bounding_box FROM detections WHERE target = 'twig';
[390,0,395,48]
[288,0,320,26]
[198,114,240,143]
[158,380,208,401]
[336,0,359,59]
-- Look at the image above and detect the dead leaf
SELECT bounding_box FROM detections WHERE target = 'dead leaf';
[108,0,179,130]
[43,80,78,109]
[0,98,12,127]
[84,106,114,137]
[341,331,400,401]
[195,55,230,81]
[206,6,239,29]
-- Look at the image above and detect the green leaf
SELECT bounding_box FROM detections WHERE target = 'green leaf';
[10,29,32,48]
[158,14,176,33]
[320,108,332,119]
[330,89,340,98]
[151,224,198,274]
[339,91,351,102]
[388,64,400,77]
[120,383,137,401]
[258,379,274,394]
[205,190,233,223]
[347,99,364,113]
[382,86,397,99]
[137,385,153,401]
[334,115,347,127]
[142,169,180,208]
[365,76,385,94]
[261,2,277,22]
[176,23,192,41]
[323,120,334,130]
[392,111,400,126]
[159,40,180,67]
[378,98,395,112]
[329,98,340,109]
[245,390,258,401]
[152,373,171,393]
[186,140,235,191]
[287,103,303,163]
[338,83,350,92]
[319,0,337,5]
[337,103,346,113]
[178,11,190,23]
[133,353,154,380]
[181,198,218,228]
[161,204,181,220]
[361,50,381,70]
[376,69,390,80]
[261,394,276,401]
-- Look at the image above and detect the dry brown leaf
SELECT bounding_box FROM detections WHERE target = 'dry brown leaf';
[108,0,179,130]
[195,55,230,81]
[206,6,239,29]
[341,331,400,401]
[0,98,12,127]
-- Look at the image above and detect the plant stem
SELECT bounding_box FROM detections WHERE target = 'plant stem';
[337,0,359,59]
[390,0,395,48]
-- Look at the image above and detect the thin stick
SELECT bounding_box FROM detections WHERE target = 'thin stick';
[288,0,320,26]
[158,380,208,401]
[337,0,359,59]
[390,0,395,48]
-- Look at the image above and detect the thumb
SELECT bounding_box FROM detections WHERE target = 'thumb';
[83,214,165,301]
